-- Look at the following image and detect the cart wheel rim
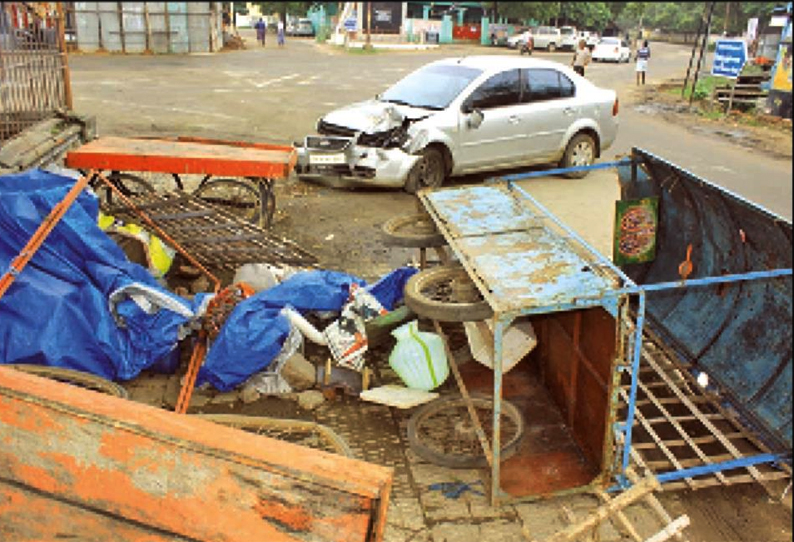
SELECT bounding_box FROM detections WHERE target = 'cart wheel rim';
[407,396,525,468]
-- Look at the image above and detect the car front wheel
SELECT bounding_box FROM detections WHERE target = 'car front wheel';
[405,147,446,194]
[561,133,596,179]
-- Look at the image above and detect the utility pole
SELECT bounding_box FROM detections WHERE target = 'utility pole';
[690,1,716,106]
[56,2,73,110]
[365,1,372,48]
[682,6,707,96]
[723,2,730,35]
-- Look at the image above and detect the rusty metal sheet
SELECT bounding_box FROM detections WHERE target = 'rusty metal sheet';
[424,185,540,238]
[456,230,617,314]
[422,184,619,315]
[0,367,392,542]
[618,148,792,453]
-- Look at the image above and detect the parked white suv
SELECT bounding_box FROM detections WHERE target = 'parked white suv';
[296,57,620,192]
[559,26,578,50]
[531,26,562,52]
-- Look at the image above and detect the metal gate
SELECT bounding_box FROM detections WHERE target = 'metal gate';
[0,2,71,144]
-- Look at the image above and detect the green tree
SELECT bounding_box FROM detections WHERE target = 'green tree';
[255,2,313,23]
[486,2,561,25]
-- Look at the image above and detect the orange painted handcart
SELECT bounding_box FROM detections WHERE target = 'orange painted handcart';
[66,135,297,228]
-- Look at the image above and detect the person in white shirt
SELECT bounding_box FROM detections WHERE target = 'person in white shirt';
[277,19,285,47]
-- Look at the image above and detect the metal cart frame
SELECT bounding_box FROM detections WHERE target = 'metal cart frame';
[65,135,297,228]
[417,149,792,506]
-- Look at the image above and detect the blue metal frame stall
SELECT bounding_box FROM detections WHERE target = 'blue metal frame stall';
[416,147,792,505]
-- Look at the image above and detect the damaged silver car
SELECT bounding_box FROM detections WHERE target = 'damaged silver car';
[295,56,619,192]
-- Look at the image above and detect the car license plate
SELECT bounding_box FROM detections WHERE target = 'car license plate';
[309,153,346,165]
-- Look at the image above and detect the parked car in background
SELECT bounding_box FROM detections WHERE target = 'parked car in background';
[287,18,314,37]
[559,26,578,50]
[531,26,562,51]
[506,29,533,52]
[296,56,620,192]
[592,37,631,62]
[577,31,599,50]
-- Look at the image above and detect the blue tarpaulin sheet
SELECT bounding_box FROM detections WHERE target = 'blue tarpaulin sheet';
[197,267,417,391]
[0,169,196,381]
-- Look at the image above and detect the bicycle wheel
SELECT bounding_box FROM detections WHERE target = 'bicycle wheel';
[4,364,129,399]
[193,178,261,224]
[407,395,524,468]
[382,213,446,248]
[94,172,155,210]
[194,413,354,458]
[404,265,493,322]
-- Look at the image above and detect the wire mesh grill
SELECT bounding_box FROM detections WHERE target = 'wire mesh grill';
[1,3,67,144]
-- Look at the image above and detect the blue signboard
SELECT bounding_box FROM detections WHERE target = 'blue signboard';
[711,39,748,78]
[344,17,357,31]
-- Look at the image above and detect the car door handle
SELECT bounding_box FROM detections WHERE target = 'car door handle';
[508,115,520,124]
[563,107,575,115]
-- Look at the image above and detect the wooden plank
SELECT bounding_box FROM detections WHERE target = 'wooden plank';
[643,516,690,542]
[636,378,729,485]
[642,352,768,488]
[619,387,696,489]
[544,476,661,542]
[0,367,392,542]
[632,433,746,449]
[65,136,296,178]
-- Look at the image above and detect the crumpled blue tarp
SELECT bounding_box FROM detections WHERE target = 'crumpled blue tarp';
[0,169,197,380]
[197,266,418,392]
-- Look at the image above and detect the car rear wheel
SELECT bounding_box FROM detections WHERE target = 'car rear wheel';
[404,147,446,194]
[561,133,596,179]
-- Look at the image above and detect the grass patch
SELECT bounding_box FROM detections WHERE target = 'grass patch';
[340,45,378,54]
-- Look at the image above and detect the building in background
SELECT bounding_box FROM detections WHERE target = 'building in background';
[67,2,226,53]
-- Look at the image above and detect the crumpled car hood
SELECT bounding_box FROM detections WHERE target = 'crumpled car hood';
[321,99,431,133]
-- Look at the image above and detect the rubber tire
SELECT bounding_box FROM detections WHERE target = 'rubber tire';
[560,133,596,179]
[96,172,155,210]
[404,147,446,194]
[194,414,354,458]
[193,178,262,224]
[4,364,129,398]
[407,395,525,469]
[548,42,556,52]
[382,213,446,248]
[404,265,493,322]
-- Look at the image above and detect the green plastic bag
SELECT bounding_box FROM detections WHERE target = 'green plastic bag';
[389,320,448,391]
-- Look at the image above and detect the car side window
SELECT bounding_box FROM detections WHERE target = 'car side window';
[522,69,575,102]
[466,69,520,110]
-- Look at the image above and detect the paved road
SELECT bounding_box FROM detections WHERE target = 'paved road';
[69,36,791,224]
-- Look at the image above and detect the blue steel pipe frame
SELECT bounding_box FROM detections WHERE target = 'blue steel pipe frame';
[418,152,792,505]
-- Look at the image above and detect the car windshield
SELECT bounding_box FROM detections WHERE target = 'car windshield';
[380,64,483,110]
[561,27,575,35]
[600,38,620,45]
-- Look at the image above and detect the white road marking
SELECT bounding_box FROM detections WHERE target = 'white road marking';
[82,97,241,120]
[249,73,301,89]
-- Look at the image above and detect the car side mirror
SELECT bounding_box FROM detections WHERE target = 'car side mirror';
[467,109,484,129]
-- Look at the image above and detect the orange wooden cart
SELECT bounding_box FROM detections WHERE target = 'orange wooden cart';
[66,136,297,228]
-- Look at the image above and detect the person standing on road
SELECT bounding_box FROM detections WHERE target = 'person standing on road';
[636,40,651,85]
[571,39,591,77]
[255,17,266,47]
[277,19,285,47]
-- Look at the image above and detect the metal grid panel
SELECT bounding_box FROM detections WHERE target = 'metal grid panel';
[618,329,791,494]
[107,191,317,270]
[0,3,67,143]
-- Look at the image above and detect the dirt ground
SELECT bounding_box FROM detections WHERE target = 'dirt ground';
[58,36,794,541]
[633,81,793,161]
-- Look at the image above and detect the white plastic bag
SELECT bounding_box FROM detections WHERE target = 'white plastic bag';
[389,320,448,391]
